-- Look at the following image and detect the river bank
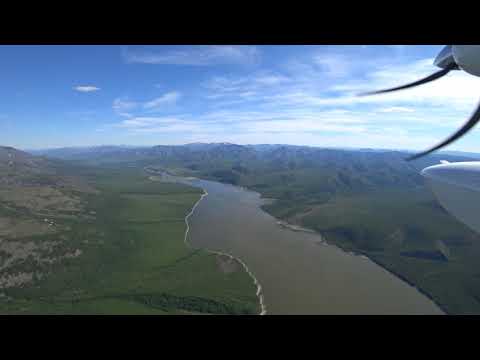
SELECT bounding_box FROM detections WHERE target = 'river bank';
[258,198,447,314]
[147,169,266,315]
[276,220,316,234]
[145,167,443,314]
[184,188,267,315]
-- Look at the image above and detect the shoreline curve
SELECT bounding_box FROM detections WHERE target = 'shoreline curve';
[146,169,267,316]
[183,188,267,315]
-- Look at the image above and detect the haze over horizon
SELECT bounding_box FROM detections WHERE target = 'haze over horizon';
[22,142,478,156]
[3,45,480,152]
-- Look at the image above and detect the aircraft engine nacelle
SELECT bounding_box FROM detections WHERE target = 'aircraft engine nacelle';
[452,45,480,77]
[421,162,480,234]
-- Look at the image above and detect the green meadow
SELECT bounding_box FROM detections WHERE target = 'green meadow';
[0,166,260,314]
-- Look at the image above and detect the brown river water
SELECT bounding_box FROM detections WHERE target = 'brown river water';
[154,171,444,315]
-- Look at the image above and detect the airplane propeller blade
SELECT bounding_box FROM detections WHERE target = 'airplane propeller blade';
[406,100,480,161]
[358,63,457,96]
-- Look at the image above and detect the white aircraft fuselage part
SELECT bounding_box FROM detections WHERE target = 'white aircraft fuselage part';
[421,161,480,234]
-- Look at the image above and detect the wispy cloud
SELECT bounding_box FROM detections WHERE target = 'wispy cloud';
[118,116,181,128]
[339,58,480,110]
[74,85,100,93]
[113,98,138,117]
[112,108,370,136]
[143,91,181,110]
[106,46,480,151]
[377,106,415,113]
[114,116,205,134]
[254,74,291,86]
[313,54,352,77]
[112,92,181,117]
[239,120,367,134]
[203,72,291,103]
[208,56,480,120]
[122,45,261,66]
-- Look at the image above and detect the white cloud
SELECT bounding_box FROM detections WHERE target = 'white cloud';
[143,91,181,110]
[74,86,100,93]
[255,58,480,119]
[204,73,286,93]
[113,108,372,136]
[254,74,290,86]
[203,72,291,103]
[347,58,480,110]
[111,92,182,119]
[240,120,366,134]
[113,98,138,117]
[106,103,466,152]
[204,76,246,93]
[377,106,415,113]
[123,45,261,66]
[313,54,351,77]
[108,47,480,152]
[118,116,182,128]
[115,116,206,134]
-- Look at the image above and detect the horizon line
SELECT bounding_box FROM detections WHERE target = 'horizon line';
[16,142,480,155]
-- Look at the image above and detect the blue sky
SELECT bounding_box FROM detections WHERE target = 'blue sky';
[2,45,480,151]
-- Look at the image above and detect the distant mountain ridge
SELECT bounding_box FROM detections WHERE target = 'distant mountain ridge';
[0,146,56,185]
[0,145,96,190]
[29,142,478,203]
[29,142,476,168]
[31,143,480,161]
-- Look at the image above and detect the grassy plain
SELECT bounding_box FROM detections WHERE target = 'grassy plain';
[0,165,259,314]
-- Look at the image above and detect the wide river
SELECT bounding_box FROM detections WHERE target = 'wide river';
[155,171,443,314]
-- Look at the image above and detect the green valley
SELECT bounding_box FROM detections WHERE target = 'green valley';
[0,152,259,314]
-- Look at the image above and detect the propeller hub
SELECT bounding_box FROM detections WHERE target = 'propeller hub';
[452,45,480,77]
[434,45,459,70]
